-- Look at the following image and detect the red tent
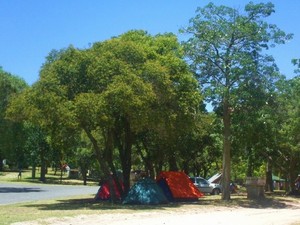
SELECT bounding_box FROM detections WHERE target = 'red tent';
[156,171,204,201]
[95,179,124,200]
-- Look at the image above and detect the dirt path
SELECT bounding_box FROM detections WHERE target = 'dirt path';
[13,207,300,225]
[13,198,300,225]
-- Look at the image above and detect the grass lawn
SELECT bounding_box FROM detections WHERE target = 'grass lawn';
[0,194,98,225]
[0,168,98,186]
[1,169,300,225]
[1,192,300,225]
[0,169,100,224]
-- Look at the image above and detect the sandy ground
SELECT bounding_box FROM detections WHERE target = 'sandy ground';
[12,197,300,225]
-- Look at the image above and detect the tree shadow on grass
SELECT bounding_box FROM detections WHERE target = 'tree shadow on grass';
[23,197,178,211]
[197,194,299,209]
[227,197,291,209]
[23,194,299,211]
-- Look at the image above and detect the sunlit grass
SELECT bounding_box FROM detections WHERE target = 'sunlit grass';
[1,193,300,225]
[0,168,98,186]
[0,195,98,225]
[1,170,300,225]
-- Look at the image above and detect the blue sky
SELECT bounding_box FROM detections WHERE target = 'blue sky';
[0,0,299,85]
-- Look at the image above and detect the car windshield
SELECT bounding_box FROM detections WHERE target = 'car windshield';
[190,177,209,185]
[197,178,208,185]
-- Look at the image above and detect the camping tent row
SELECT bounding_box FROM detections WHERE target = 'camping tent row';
[95,171,204,204]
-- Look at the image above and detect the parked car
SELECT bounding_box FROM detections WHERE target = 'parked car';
[190,176,221,195]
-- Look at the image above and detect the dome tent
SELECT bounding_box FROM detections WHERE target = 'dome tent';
[123,177,168,205]
[95,178,124,201]
[157,171,204,201]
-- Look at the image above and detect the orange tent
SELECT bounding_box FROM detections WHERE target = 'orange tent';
[156,171,204,201]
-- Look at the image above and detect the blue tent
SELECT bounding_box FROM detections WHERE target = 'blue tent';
[123,178,168,205]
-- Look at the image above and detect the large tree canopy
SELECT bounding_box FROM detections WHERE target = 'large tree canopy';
[181,2,292,200]
[7,30,204,199]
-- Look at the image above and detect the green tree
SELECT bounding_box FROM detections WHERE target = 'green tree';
[276,76,300,191]
[181,2,292,200]
[6,71,78,182]
[81,30,202,194]
[231,73,284,191]
[23,123,47,179]
[0,68,27,171]
[11,30,203,200]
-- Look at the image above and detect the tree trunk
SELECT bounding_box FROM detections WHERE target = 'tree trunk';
[265,157,273,192]
[136,142,155,179]
[246,146,254,177]
[0,156,3,171]
[221,95,231,201]
[106,128,124,198]
[39,144,46,183]
[83,126,118,202]
[60,166,63,184]
[289,155,297,191]
[81,166,87,186]
[31,164,36,179]
[168,151,178,171]
[118,118,132,195]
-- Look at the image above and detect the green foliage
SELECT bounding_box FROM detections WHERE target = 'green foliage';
[182,2,292,105]
[0,69,28,169]
[5,30,205,194]
[181,2,292,199]
[274,77,300,184]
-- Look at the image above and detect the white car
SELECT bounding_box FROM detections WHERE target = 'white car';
[190,176,221,195]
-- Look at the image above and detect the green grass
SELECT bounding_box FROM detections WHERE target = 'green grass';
[1,193,300,225]
[0,193,183,224]
[0,194,98,225]
[1,170,300,225]
[0,169,99,224]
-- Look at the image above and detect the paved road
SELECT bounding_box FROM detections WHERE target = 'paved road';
[0,182,99,205]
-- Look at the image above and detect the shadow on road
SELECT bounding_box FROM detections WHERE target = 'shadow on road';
[0,187,44,193]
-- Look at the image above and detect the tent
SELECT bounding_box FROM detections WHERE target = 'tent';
[156,171,204,201]
[95,179,124,200]
[272,174,285,182]
[123,177,169,205]
[272,174,286,190]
